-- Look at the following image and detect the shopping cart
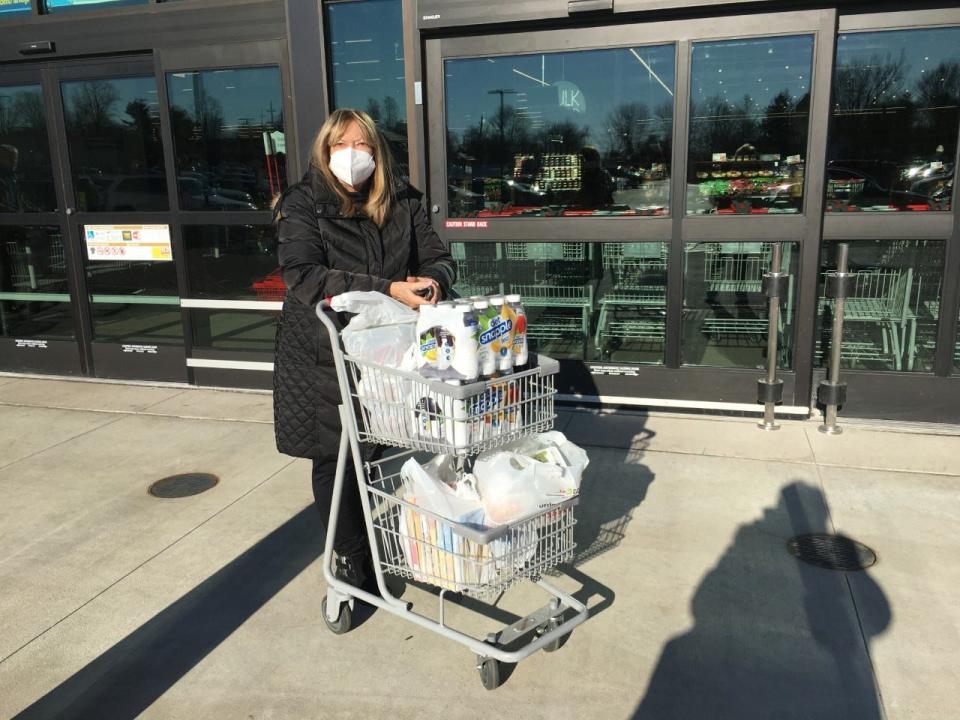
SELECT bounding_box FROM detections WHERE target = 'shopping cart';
[314,299,589,690]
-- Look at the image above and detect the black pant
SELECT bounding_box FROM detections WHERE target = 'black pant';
[311,445,381,558]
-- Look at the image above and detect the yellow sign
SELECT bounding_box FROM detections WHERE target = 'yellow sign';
[85,224,173,262]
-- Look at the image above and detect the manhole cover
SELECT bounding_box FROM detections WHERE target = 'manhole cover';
[149,473,219,498]
[787,534,877,571]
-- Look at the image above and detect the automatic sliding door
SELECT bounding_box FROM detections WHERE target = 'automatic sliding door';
[0,74,83,374]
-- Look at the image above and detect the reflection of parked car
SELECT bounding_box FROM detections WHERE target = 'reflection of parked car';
[177,178,258,210]
[826,164,930,210]
[104,176,168,211]
[179,171,253,203]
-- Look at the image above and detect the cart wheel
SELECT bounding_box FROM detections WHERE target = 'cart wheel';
[321,596,352,635]
[542,616,565,653]
[477,656,501,691]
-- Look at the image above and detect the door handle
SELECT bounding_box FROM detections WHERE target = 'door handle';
[65,207,75,215]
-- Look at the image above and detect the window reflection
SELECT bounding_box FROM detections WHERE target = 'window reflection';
[682,242,797,368]
[688,36,813,215]
[190,309,277,352]
[828,28,960,212]
[183,225,279,300]
[445,45,675,218]
[44,0,147,12]
[0,226,74,339]
[326,0,409,174]
[1,85,57,212]
[816,240,944,373]
[0,0,31,15]
[62,76,167,212]
[451,241,667,363]
[167,67,285,211]
[84,257,180,344]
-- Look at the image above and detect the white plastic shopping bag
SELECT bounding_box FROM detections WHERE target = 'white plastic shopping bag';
[473,431,587,525]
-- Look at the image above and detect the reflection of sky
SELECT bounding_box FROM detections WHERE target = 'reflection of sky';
[61,76,160,122]
[167,68,284,134]
[445,44,675,146]
[691,35,814,114]
[326,0,407,121]
[837,27,960,98]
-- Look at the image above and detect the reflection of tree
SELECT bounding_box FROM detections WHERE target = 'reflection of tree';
[689,90,808,166]
[0,91,46,135]
[831,54,960,175]
[69,81,119,131]
[833,53,906,110]
[124,99,162,173]
[195,93,224,141]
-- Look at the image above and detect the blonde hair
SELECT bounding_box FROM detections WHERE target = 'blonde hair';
[310,108,397,227]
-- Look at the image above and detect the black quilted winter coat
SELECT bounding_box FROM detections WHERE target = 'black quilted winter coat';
[272,169,456,459]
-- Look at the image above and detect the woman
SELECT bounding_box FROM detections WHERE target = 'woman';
[273,108,455,589]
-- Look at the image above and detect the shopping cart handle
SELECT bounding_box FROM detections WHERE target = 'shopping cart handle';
[315,297,341,346]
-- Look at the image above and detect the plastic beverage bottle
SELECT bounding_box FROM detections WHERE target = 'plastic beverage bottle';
[452,304,480,383]
[488,295,515,375]
[505,293,528,368]
[416,303,439,371]
[472,298,498,381]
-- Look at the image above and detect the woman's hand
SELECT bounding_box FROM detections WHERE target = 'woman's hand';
[389,277,439,308]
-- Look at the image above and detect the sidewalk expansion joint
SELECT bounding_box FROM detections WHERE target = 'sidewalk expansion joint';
[0,401,273,425]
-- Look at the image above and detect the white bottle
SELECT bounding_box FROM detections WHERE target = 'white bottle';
[505,293,528,368]
[451,304,480,383]
[416,304,439,371]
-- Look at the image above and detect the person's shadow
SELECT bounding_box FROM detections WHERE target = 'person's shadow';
[633,481,891,720]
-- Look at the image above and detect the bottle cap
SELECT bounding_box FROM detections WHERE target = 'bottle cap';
[489,296,505,306]
[473,299,489,309]
[505,293,521,303]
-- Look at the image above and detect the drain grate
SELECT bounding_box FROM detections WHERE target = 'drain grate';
[149,473,219,498]
[787,534,877,571]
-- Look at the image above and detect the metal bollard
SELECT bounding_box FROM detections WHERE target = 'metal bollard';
[758,243,787,431]
[818,243,852,435]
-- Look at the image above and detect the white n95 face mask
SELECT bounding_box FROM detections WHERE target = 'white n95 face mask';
[329,147,376,187]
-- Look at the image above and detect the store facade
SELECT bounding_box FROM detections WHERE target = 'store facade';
[1,0,959,422]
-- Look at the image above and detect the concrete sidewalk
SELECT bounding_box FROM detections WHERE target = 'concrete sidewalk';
[0,376,958,719]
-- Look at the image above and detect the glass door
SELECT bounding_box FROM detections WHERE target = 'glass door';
[47,56,187,382]
[426,9,836,412]
[0,67,82,375]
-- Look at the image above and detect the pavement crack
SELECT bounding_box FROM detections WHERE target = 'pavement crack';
[0,456,299,666]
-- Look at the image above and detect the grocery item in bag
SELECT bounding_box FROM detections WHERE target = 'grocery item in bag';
[473,431,588,525]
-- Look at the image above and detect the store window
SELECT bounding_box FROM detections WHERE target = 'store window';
[681,241,798,368]
[61,76,166,212]
[687,35,813,215]
[444,44,675,218]
[451,241,668,364]
[189,309,278,353]
[0,0,31,16]
[1,85,57,212]
[44,0,147,13]
[0,226,73,339]
[167,67,285,211]
[827,28,960,213]
[183,225,278,300]
[325,0,409,174]
[83,256,181,345]
[815,240,945,373]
